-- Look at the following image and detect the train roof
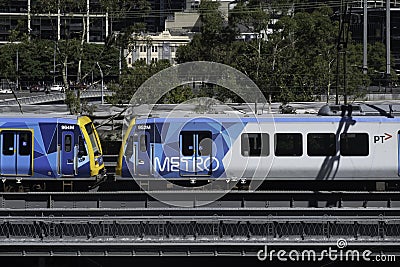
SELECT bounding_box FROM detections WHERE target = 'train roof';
[130,103,400,118]
[129,102,317,118]
[317,103,400,117]
[0,114,81,118]
[0,114,85,124]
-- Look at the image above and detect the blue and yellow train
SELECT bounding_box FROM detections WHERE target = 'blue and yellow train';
[5,103,400,192]
[0,115,105,191]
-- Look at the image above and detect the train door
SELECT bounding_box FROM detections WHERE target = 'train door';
[125,135,136,176]
[61,131,74,176]
[0,130,32,176]
[136,131,151,176]
[179,131,212,176]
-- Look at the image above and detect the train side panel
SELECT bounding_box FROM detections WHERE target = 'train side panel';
[117,117,248,179]
[0,117,104,183]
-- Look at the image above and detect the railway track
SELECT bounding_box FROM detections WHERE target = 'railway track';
[1,190,400,209]
[0,191,399,256]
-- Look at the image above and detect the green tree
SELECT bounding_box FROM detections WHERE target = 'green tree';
[0,40,56,86]
[107,59,171,105]
[160,86,195,104]
[176,1,380,104]
[260,7,340,103]
[0,40,119,86]
[0,44,17,82]
[176,0,236,64]
[367,42,398,89]
[27,0,150,113]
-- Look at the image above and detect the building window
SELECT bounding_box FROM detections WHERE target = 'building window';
[152,46,158,53]
[340,133,369,156]
[128,58,132,65]
[307,133,336,156]
[241,133,269,157]
[139,45,147,52]
[275,133,303,156]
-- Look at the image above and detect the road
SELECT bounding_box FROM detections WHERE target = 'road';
[0,87,102,102]
[0,90,47,101]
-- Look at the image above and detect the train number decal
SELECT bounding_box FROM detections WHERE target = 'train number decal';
[61,125,75,130]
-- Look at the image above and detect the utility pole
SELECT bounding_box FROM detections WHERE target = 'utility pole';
[335,0,351,105]
[119,46,122,78]
[96,62,104,104]
[27,0,31,40]
[86,0,90,43]
[16,49,19,91]
[57,0,61,41]
[53,43,56,84]
[386,0,391,91]
[363,0,368,75]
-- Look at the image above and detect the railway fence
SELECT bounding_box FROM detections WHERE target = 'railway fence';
[0,191,399,256]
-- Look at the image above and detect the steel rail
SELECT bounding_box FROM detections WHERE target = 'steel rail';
[1,191,400,210]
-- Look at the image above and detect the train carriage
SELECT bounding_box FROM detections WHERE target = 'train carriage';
[0,115,105,191]
[116,104,400,190]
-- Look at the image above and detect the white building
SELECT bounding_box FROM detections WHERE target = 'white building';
[126,30,190,67]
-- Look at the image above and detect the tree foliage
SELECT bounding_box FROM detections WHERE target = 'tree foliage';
[0,40,119,85]
[0,0,150,114]
[107,59,172,105]
[1,0,397,107]
[176,0,393,104]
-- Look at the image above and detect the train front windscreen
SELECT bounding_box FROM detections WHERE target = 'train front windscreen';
[85,122,101,156]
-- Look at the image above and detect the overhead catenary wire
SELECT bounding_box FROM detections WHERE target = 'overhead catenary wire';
[21,0,370,19]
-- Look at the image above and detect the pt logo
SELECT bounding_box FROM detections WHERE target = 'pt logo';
[373,133,392,143]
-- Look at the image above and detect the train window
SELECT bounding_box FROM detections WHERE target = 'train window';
[65,135,72,152]
[2,132,14,155]
[19,132,32,156]
[181,132,194,156]
[85,123,100,156]
[241,133,269,156]
[140,135,147,152]
[78,136,87,156]
[307,133,336,156]
[126,136,134,158]
[340,133,369,156]
[198,132,212,156]
[275,133,303,156]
